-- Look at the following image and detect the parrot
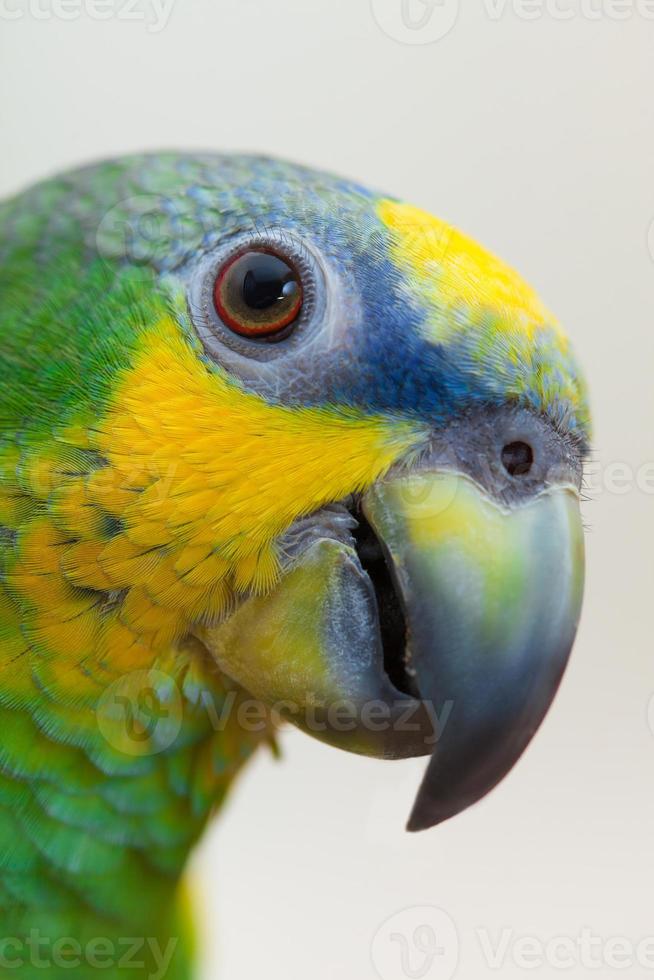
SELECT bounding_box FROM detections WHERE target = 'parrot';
[0,152,589,978]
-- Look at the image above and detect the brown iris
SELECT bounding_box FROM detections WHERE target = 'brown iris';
[213,248,303,338]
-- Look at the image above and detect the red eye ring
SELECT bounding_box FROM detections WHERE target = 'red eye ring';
[213,247,304,339]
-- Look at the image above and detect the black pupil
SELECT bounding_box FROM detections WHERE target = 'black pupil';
[240,253,298,310]
[501,441,534,476]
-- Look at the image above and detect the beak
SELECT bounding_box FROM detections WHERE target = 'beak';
[362,471,585,831]
[199,469,584,833]
[198,530,436,760]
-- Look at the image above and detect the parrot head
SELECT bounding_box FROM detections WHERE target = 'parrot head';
[0,153,589,833]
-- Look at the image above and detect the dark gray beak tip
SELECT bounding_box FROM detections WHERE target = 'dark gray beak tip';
[406,810,440,834]
[406,799,465,832]
[405,772,484,832]
[405,728,540,833]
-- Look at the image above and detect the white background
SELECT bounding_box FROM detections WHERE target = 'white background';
[2,1,653,978]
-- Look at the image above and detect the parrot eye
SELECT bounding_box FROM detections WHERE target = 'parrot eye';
[501,441,534,476]
[191,230,323,366]
[213,249,303,339]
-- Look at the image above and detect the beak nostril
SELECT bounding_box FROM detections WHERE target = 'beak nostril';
[501,441,534,477]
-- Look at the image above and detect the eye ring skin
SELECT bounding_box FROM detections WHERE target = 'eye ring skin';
[189,229,327,364]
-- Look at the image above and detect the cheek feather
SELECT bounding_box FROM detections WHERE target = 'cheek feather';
[78,316,421,630]
[0,313,421,724]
